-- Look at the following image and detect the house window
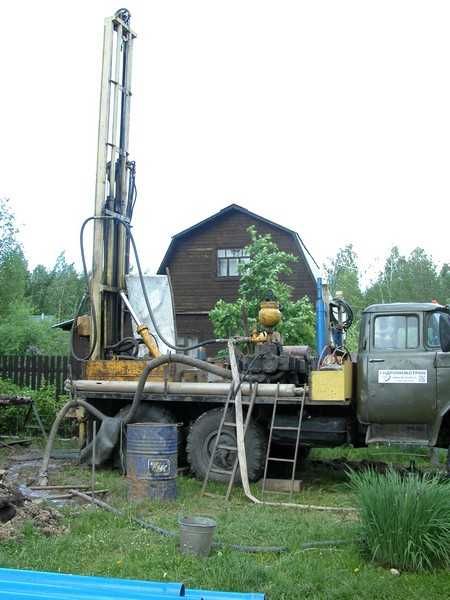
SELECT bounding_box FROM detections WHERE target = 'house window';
[177,335,200,358]
[217,248,250,277]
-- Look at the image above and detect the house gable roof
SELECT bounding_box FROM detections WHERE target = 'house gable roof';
[157,203,320,280]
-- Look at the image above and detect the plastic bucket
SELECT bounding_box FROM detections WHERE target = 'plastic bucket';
[126,423,177,501]
[179,516,217,557]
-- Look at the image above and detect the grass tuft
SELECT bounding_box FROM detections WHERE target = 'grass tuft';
[349,468,450,571]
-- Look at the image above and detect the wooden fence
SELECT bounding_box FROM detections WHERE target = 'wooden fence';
[0,355,70,397]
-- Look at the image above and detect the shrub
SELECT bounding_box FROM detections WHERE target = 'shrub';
[349,469,450,571]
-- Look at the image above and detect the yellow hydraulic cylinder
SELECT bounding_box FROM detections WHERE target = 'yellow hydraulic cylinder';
[137,324,161,358]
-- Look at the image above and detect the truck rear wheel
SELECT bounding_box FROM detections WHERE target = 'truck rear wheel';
[186,407,267,483]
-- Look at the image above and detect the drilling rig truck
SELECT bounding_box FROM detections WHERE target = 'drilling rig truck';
[59,9,450,483]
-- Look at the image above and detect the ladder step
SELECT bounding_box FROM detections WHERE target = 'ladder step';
[203,492,226,499]
[216,445,237,451]
[267,457,295,463]
[271,426,300,431]
[210,467,233,475]
[223,422,236,427]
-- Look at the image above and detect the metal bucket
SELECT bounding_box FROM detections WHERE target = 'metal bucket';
[126,423,177,501]
[179,516,217,557]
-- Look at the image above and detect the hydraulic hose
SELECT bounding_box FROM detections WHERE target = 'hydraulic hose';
[38,354,232,484]
[38,398,109,486]
[124,353,232,424]
[78,215,226,357]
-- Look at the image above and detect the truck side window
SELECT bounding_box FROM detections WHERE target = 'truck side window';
[426,312,445,348]
[374,315,419,350]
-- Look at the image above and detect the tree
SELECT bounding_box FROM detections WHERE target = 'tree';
[0,199,70,355]
[438,263,450,305]
[0,198,28,317]
[325,244,364,313]
[0,301,69,355]
[365,246,441,305]
[209,227,315,347]
[27,253,84,321]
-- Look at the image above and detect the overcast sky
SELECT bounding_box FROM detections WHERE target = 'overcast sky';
[1,1,449,286]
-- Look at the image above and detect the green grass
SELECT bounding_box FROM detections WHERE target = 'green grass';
[0,446,449,599]
[349,469,450,571]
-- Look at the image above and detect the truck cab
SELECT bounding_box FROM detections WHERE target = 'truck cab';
[357,303,450,448]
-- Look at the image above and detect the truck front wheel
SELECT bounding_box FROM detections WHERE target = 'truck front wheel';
[186,407,267,483]
[447,445,450,476]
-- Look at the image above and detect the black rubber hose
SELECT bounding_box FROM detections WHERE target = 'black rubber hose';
[70,490,287,554]
[79,215,226,355]
[105,336,140,357]
[329,298,354,331]
[70,292,97,362]
[124,353,233,424]
[38,399,109,486]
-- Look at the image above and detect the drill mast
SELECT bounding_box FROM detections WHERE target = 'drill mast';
[91,9,136,359]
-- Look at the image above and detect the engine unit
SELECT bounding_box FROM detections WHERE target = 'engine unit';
[239,342,311,385]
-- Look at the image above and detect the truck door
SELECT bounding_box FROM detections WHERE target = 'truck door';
[366,313,437,424]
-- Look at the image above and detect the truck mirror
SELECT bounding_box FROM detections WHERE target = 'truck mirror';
[439,314,450,352]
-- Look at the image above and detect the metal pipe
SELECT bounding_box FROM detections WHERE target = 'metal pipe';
[71,380,302,398]
[119,290,141,325]
[91,420,97,497]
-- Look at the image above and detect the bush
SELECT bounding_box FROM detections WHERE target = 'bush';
[0,379,69,436]
[209,226,315,346]
[349,469,450,571]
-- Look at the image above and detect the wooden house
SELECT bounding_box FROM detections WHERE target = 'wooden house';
[157,204,319,355]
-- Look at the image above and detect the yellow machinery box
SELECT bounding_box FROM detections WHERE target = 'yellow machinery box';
[85,360,166,381]
[310,360,353,401]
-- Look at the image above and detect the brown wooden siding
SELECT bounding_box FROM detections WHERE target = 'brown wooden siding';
[163,209,316,355]
[168,210,315,314]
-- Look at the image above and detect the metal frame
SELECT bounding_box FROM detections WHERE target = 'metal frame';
[91,11,136,359]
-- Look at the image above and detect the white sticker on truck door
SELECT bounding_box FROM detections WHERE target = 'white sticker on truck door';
[378,370,427,384]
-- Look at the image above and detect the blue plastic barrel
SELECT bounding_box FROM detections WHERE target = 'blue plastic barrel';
[126,423,178,501]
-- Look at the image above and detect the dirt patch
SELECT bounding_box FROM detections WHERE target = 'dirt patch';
[0,475,68,542]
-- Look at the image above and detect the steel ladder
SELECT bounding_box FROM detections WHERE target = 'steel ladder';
[201,384,258,500]
[261,384,306,500]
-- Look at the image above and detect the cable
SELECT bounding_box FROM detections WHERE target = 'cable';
[77,215,226,357]
[329,298,354,331]
[105,336,140,357]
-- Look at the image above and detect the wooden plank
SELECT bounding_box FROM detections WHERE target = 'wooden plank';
[49,356,56,387]
[258,478,303,493]
[0,355,6,379]
[14,356,20,385]
[18,355,25,388]
[30,355,37,390]
[36,355,42,390]
[24,356,30,388]
[56,356,62,397]
[62,356,69,396]
[42,355,50,387]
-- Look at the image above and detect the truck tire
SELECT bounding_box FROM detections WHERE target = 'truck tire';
[186,407,267,483]
[447,445,450,477]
